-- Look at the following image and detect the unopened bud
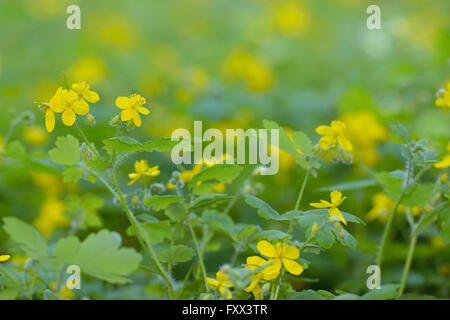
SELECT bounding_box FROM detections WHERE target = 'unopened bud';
[441,173,448,184]
[312,222,319,236]
[339,229,345,239]
[132,196,140,207]
[86,113,96,125]
[110,115,120,126]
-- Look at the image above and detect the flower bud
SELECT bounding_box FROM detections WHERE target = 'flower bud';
[110,115,120,126]
[441,173,448,184]
[312,222,319,236]
[86,113,96,125]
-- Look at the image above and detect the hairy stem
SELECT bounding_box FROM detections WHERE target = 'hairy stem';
[110,170,175,299]
[398,233,417,297]
[187,219,209,292]
[75,123,102,161]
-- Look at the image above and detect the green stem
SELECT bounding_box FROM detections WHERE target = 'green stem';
[187,219,209,292]
[376,194,404,268]
[288,168,311,234]
[111,171,175,299]
[398,234,417,298]
[75,123,102,161]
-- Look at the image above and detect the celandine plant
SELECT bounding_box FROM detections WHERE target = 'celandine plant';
[0,79,448,300]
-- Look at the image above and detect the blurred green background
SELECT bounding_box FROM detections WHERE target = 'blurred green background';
[0,0,449,298]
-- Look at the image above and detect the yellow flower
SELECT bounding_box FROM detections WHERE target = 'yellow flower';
[0,254,11,262]
[166,183,177,190]
[245,255,280,299]
[316,120,353,152]
[128,160,160,185]
[310,190,347,225]
[250,240,304,278]
[180,164,203,183]
[49,87,89,129]
[23,126,48,146]
[71,81,100,103]
[206,271,233,299]
[68,56,107,84]
[366,192,395,223]
[435,83,450,109]
[115,94,149,127]
[435,142,450,169]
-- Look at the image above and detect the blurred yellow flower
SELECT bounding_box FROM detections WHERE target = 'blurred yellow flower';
[68,56,107,84]
[272,1,309,35]
[224,50,274,92]
[128,160,160,186]
[180,164,203,183]
[207,271,233,299]
[430,235,447,249]
[435,83,450,109]
[316,120,353,152]
[116,94,149,127]
[34,198,69,237]
[435,142,450,169]
[0,254,11,262]
[23,126,48,146]
[340,112,387,166]
[366,192,395,222]
[253,240,303,277]
[310,190,347,225]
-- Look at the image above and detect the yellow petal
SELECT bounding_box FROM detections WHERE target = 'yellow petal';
[282,244,299,260]
[116,96,131,109]
[133,110,142,127]
[282,258,303,275]
[315,125,334,135]
[0,255,11,262]
[49,87,66,113]
[261,259,281,280]
[72,99,89,116]
[121,109,134,122]
[310,200,331,209]
[257,240,277,258]
[330,120,346,133]
[219,286,232,299]
[329,207,347,225]
[246,256,270,270]
[62,108,76,126]
[337,134,353,152]
[319,135,334,150]
[45,110,55,133]
[206,277,219,288]
[434,155,450,169]
[330,191,343,206]
[137,106,150,115]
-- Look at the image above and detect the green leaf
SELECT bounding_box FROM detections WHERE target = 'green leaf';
[143,195,184,211]
[403,183,434,207]
[292,131,313,155]
[251,230,291,242]
[262,120,297,155]
[299,209,365,224]
[55,230,142,284]
[318,179,377,192]
[332,228,358,249]
[244,195,287,221]
[49,135,80,166]
[164,205,188,222]
[141,221,173,244]
[5,141,26,158]
[2,217,48,259]
[103,137,178,155]
[375,171,403,202]
[189,165,243,189]
[63,167,84,183]
[159,245,195,264]
[189,194,234,210]
[412,202,449,237]
[201,210,235,235]
[103,136,142,155]
[361,284,399,300]
[290,290,328,300]
[142,138,180,152]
